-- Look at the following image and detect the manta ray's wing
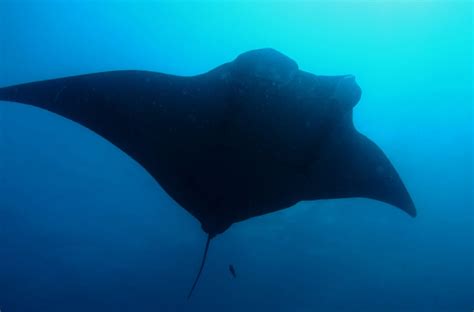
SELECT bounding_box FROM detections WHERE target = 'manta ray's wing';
[0,70,232,223]
[0,68,240,301]
[0,71,175,171]
[302,110,416,217]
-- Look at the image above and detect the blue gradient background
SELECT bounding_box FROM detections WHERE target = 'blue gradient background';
[0,1,472,311]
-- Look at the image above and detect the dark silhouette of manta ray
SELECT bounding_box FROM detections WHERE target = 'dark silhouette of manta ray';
[0,48,415,298]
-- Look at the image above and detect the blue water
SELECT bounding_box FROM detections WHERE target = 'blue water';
[0,1,472,311]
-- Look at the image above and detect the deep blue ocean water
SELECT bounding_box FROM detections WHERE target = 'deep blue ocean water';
[0,1,472,311]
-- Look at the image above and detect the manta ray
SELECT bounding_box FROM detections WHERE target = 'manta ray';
[0,48,415,298]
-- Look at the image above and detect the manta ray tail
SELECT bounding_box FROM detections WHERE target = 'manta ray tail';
[187,234,212,299]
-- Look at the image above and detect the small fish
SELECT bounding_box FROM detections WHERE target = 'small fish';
[229,264,237,278]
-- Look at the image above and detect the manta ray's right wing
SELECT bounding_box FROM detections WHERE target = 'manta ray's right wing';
[303,111,416,217]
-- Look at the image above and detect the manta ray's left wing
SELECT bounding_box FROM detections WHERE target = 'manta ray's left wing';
[0,71,218,188]
[0,69,237,229]
[0,71,166,165]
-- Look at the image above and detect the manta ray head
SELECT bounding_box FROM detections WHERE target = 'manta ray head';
[230,48,299,85]
[229,49,413,217]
